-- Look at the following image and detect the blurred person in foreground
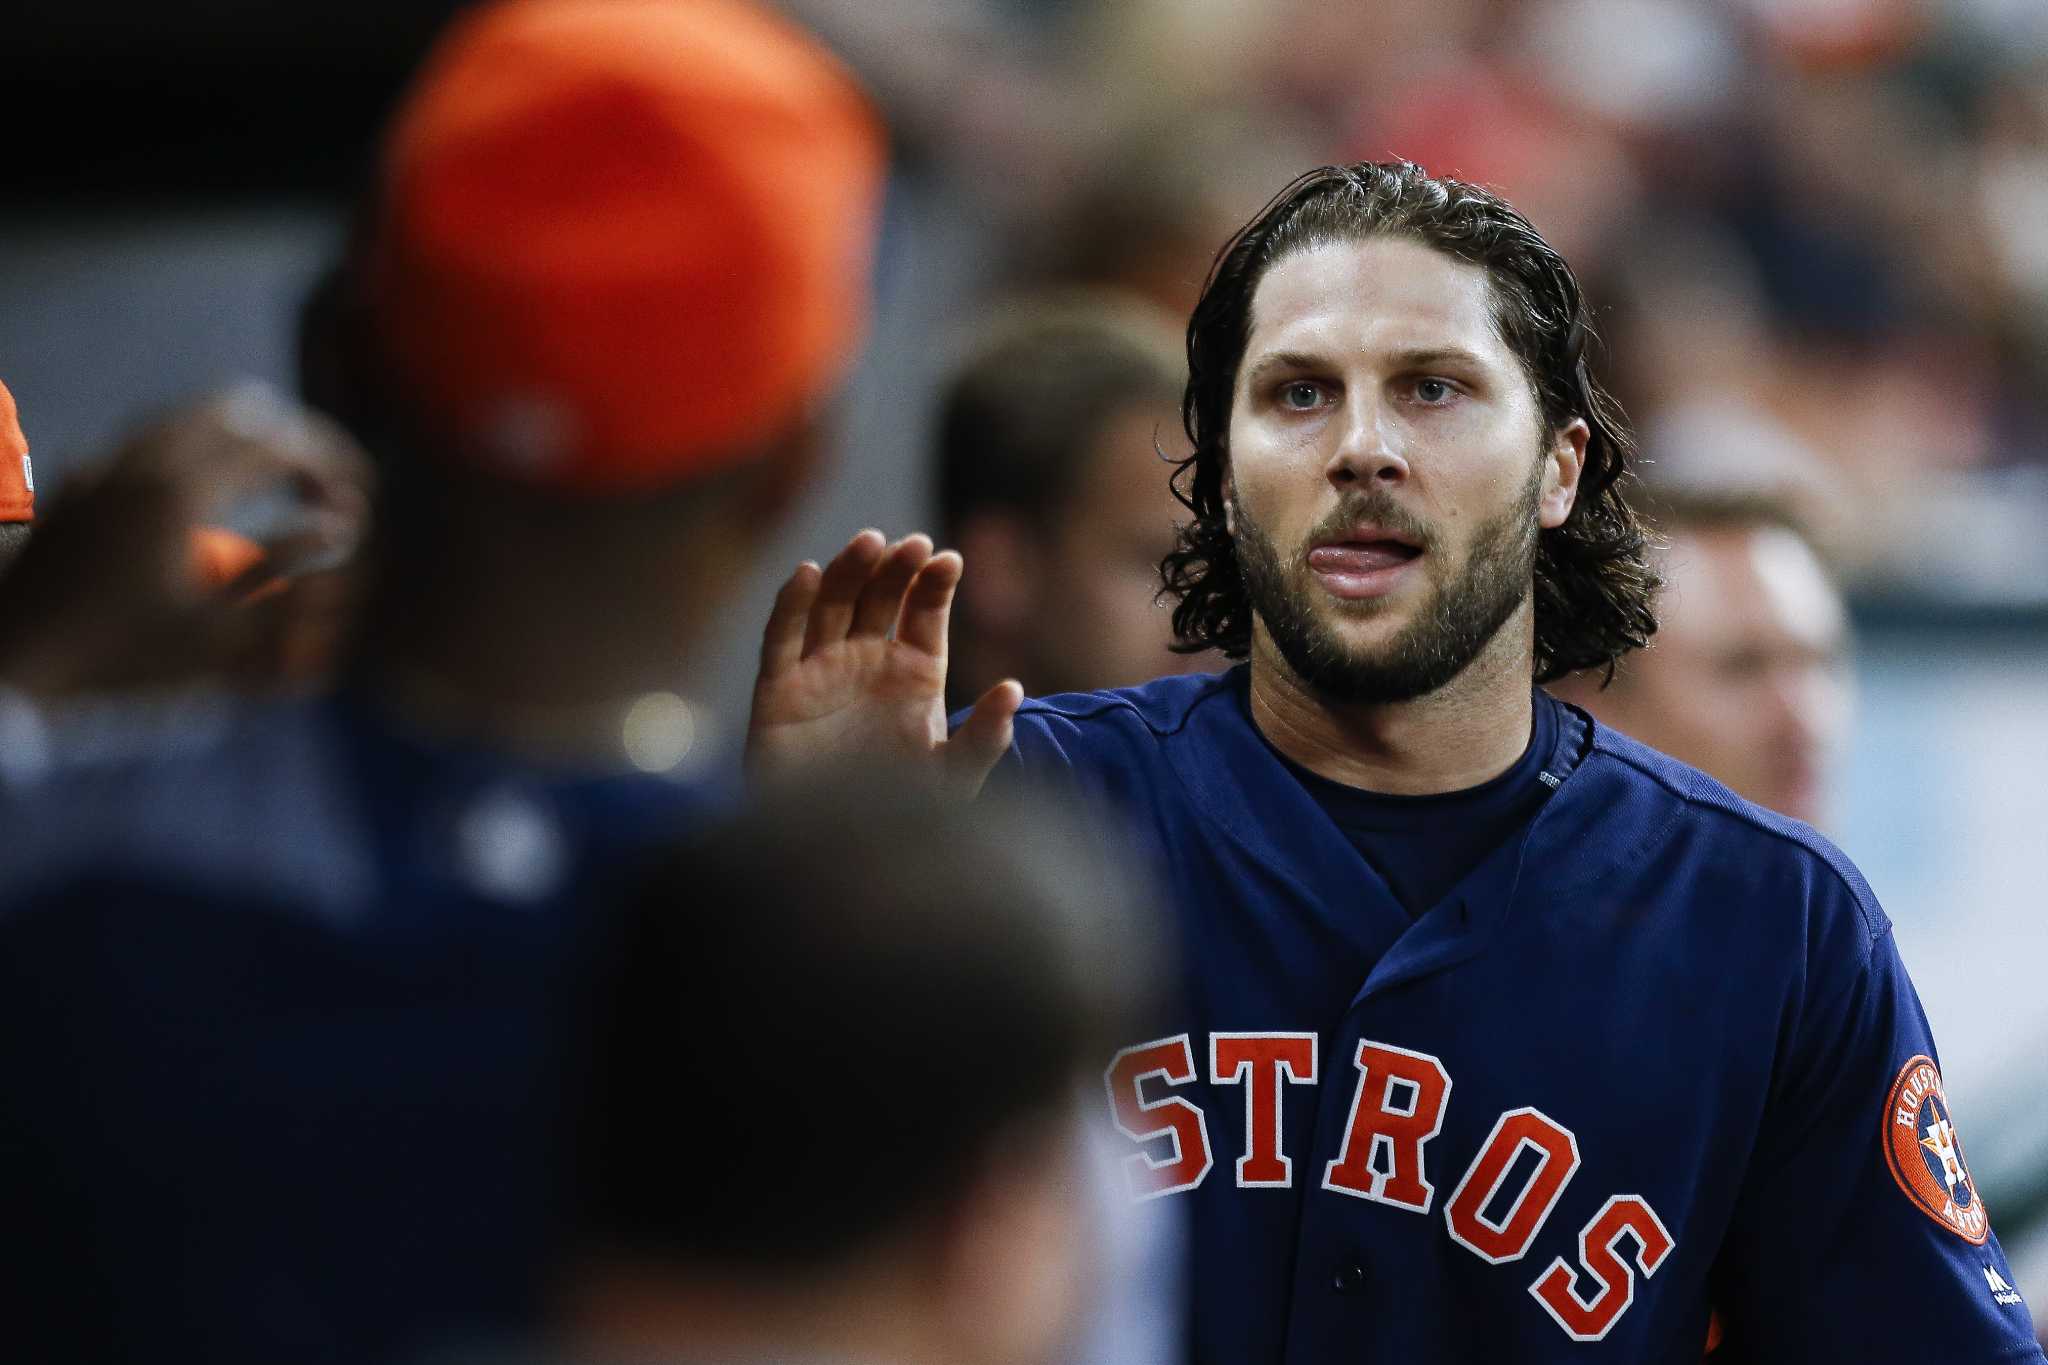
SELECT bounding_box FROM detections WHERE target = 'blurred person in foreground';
[509,774,1161,1365]
[1550,483,1852,829]
[747,161,2044,1362]
[0,2,886,1361]
[938,295,1207,709]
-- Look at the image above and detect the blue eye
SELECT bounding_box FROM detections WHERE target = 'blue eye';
[1414,378,1453,404]
[1280,382,1322,410]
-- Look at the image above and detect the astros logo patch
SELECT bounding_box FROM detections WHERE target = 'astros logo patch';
[1882,1055,1989,1244]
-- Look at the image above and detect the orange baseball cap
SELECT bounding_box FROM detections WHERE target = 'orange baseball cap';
[0,378,33,523]
[368,0,887,494]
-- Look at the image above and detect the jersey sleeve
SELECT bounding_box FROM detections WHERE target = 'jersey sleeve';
[1711,871,2044,1362]
[996,706,1088,779]
[969,704,1115,801]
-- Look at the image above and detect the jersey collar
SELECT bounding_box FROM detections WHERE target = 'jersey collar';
[1160,669,1594,1007]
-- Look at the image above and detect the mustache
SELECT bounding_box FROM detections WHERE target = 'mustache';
[1299,490,1436,554]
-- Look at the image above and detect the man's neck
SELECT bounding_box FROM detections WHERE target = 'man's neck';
[1246,604,1538,796]
[350,561,717,770]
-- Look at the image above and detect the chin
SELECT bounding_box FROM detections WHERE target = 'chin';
[1312,607,1416,658]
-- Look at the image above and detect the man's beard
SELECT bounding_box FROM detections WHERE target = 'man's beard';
[1233,464,1543,705]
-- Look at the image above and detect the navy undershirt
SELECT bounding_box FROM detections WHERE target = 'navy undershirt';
[1264,688,1576,919]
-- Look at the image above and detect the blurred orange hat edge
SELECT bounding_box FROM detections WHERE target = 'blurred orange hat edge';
[0,378,35,523]
[367,0,888,495]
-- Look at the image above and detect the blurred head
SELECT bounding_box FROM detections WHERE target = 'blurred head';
[364,0,883,497]
[1552,488,1852,827]
[938,296,1204,704]
[568,772,1160,1365]
[302,0,886,668]
[1165,161,1658,703]
[1049,109,1322,320]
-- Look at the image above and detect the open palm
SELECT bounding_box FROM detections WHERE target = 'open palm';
[747,529,1021,792]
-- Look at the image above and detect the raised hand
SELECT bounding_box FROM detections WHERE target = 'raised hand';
[0,385,370,698]
[747,529,1022,793]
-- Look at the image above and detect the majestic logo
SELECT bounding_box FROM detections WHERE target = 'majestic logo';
[1882,1055,1989,1244]
[1983,1266,2024,1307]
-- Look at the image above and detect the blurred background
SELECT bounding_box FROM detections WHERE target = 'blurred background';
[4,0,2045,1304]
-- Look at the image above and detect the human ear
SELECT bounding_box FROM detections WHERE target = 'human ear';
[1539,419,1589,530]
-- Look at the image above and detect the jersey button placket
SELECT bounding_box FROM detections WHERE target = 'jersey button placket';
[1332,1262,1366,1295]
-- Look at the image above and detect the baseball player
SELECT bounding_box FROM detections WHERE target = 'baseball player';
[748,162,2045,1361]
[0,2,884,1361]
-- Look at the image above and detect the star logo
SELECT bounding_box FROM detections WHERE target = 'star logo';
[1921,1114,1966,1200]
[1883,1055,1989,1244]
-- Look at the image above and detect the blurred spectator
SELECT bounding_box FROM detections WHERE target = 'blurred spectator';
[1350,54,1644,263]
[937,295,1206,707]
[775,0,1086,221]
[537,773,1161,1365]
[1041,108,1323,319]
[1976,59,2048,404]
[1550,482,1852,828]
[0,2,884,1361]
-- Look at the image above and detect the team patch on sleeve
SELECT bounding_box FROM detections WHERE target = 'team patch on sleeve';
[1881,1055,1989,1244]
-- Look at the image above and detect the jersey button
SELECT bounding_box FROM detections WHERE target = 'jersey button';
[1332,1263,1366,1295]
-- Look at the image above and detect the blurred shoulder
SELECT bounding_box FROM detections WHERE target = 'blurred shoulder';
[0,689,375,919]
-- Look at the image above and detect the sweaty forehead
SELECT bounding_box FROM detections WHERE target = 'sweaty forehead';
[1243,236,1508,368]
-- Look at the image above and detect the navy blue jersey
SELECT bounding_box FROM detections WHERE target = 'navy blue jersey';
[997,666,2043,1363]
[0,690,727,1364]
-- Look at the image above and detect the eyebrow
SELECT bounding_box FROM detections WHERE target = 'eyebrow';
[1384,346,1490,372]
[1241,345,1492,389]
[1241,351,1327,389]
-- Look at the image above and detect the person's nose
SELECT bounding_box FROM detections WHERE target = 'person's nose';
[1325,394,1408,492]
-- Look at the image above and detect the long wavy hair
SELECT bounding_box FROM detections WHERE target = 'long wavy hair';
[1162,161,1658,683]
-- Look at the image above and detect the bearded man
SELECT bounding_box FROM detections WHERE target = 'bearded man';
[746,163,2042,1363]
